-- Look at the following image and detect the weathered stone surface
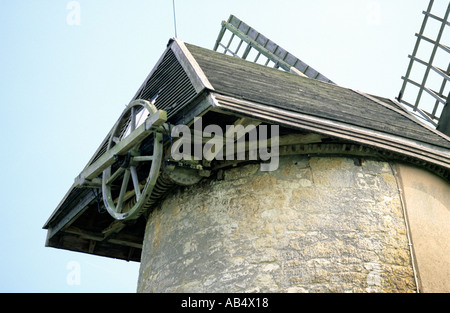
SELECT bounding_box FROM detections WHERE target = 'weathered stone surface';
[395,164,450,292]
[137,155,416,293]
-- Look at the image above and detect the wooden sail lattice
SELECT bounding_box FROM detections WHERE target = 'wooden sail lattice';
[213,14,334,84]
[397,0,450,129]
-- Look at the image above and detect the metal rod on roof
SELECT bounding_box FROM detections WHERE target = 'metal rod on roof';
[172,0,178,37]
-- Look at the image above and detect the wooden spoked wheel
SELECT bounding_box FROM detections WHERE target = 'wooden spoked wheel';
[102,99,163,220]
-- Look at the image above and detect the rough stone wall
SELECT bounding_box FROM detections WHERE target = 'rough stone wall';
[137,155,417,293]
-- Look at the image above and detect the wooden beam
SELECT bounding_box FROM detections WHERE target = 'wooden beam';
[203,117,262,161]
[46,190,95,240]
[222,133,323,160]
[88,240,96,254]
[172,39,215,92]
[64,226,143,249]
[102,220,127,239]
[212,93,450,170]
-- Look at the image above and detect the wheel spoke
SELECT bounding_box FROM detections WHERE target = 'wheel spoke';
[102,99,164,221]
[105,167,125,186]
[116,169,130,213]
[132,155,154,162]
[130,107,136,132]
[130,166,141,200]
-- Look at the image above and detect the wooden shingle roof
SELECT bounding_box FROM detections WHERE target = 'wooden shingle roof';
[186,42,450,150]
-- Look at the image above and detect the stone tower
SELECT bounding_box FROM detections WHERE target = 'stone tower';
[44,35,450,292]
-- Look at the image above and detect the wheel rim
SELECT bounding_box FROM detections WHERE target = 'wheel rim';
[102,99,163,220]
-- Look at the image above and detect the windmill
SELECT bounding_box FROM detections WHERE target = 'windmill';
[44,7,450,293]
[397,0,450,135]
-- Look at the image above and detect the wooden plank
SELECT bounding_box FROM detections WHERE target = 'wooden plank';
[211,93,450,169]
[171,38,215,92]
[203,117,262,161]
[213,24,227,51]
[222,133,323,160]
[408,55,450,81]
[64,226,143,249]
[423,10,450,26]
[88,240,96,254]
[46,189,95,240]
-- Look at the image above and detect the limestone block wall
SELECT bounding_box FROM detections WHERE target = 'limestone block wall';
[137,155,417,292]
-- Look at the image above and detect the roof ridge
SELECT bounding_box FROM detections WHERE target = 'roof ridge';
[171,38,215,92]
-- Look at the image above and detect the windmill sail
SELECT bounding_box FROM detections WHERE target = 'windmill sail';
[397,0,450,132]
[214,14,334,84]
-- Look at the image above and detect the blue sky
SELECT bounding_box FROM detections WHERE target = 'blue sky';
[0,0,442,292]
